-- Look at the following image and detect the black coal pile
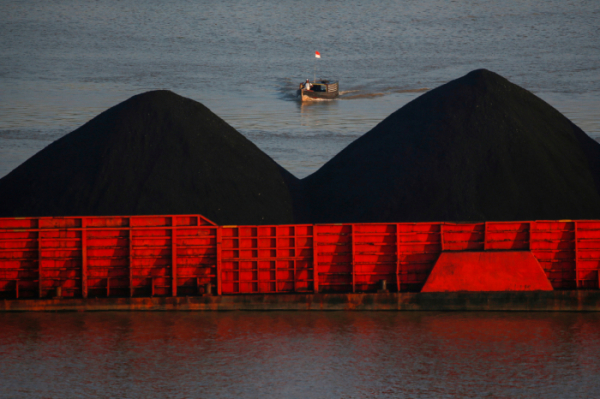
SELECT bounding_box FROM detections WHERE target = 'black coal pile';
[303,69,600,223]
[0,90,300,225]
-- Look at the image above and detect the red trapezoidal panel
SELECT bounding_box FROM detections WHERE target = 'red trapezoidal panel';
[421,251,553,292]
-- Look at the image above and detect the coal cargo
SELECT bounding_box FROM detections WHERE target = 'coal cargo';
[303,69,600,223]
[0,90,299,225]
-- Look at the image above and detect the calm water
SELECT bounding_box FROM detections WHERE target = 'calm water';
[1,312,600,398]
[1,2,600,396]
[1,0,599,178]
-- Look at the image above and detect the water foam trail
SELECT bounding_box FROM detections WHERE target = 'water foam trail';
[280,79,430,102]
[338,86,429,100]
[340,93,386,100]
[395,88,429,93]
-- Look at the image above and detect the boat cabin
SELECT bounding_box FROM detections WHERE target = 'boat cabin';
[297,80,339,101]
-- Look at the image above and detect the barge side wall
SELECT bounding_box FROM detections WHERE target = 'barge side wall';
[1,216,599,300]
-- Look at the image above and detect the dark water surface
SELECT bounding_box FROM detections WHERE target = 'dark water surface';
[1,312,600,398]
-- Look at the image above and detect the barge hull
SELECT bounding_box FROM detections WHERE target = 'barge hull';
[1,216,600,303]
[3,291,600,312]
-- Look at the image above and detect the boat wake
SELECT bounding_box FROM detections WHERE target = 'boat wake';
[395,88,430,93]
[339,92,386,100]
[277,78,429,102]
[339,87,429,100]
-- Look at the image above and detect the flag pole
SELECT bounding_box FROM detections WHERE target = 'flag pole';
[314,51,319,83]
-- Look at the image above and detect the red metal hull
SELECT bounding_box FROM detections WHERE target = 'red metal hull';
[0,216,598,299]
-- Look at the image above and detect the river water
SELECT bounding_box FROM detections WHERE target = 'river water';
[1,1,600,396]
[1,0,599,179]
[1,311,600,398]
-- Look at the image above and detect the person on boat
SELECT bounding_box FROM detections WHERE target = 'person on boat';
[303,79,312,91]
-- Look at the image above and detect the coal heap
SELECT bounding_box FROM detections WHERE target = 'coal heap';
[303,69,600,223]
[0,90,299,225]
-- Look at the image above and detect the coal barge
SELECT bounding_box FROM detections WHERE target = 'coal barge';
[1,214,599,311]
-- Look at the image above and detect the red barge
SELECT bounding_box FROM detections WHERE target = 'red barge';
[1,215,599,311]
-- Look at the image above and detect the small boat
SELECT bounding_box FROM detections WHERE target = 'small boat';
[297,80,339,102]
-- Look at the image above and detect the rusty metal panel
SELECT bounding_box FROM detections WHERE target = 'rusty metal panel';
[86,224,129,298]
[86,215,217,298]
[131,230,171,297]
[220,224,314,294]
[485,222,530,250]
[0,218,39,298]
[221,226,257,294]
[39,226,82,298]
[396,223,442,292]
[314,224,352,293]
[0,214,217,299]
[175,225,217,296]
[530,221,576,289]
[442,223,485,251]
[353,223,397,292]
[38,217,82,229]
[0,217,85,298]
[576,221,600,289]
[220,226,240,294]
[279,224,314,293]
[130,217,174,297]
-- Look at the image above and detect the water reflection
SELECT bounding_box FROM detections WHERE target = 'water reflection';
[298,100,340,128]
[1,312,599,398]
